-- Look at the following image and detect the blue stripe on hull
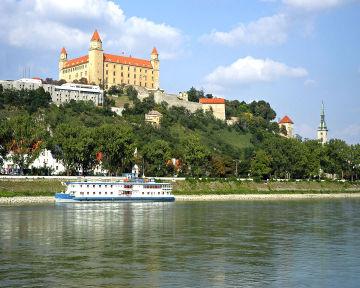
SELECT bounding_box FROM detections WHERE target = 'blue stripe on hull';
[55,194,175,202]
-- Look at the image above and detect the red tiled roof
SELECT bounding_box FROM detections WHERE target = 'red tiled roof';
[151,47,158,55]
[64,55,89,68]
[199,98,225,104]
[91,30,101,42]
[279,115,294,124]
[61,47,67,54]
[32,77,42,81]
[104,53,152,68]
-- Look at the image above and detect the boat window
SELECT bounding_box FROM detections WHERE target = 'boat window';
[80,192,84,195]
[93,192,95,195]
[99,185,102,188]
[142,192,144,195]
[80,185,82,188]
[87,185,89,188]
[99,192,101,195]
[110,185,113,188]
[93,185,95,188]
[87,192,89,195]
[105,185,107,188]
[105,192,107,195]
[111,192,113,195]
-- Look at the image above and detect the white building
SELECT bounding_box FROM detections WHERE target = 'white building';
[0,78,103,106]
[1,149,65,175]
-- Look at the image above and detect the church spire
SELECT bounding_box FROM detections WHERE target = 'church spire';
[317,101,328,144]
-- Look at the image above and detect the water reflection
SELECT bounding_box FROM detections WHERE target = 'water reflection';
[1,200,360,287]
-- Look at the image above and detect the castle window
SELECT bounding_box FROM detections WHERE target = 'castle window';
[134,74,136,78]
[127,73,130,78]
[113,71,115,76]
[121,66,123,70]
[106,70,108,75]
[114,65,116,69]
[121,72,123,77]
[106,64,108,67]
[113,78,115,83]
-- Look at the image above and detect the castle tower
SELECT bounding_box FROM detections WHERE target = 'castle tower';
[58,47,67,80]
[88,30,104,86]
[150,47,160,90]
[317,102,328,144]
[279,115,294,138]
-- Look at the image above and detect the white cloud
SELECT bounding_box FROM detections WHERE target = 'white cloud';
[0,0,185,59]
[204,56,308,90]
[200,14,289,46]
[283,0,350,11]
[304,79,316,86]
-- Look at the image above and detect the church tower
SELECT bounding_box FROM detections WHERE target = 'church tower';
[88,30,104,86]
[58,47,67,80]
[317,102,328,144]
[150,47,160,90]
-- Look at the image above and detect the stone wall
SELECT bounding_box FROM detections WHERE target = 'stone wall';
[135,86,203,113]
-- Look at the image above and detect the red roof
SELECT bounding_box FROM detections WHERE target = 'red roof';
[199,98,225,104]
[151,47,158,55]
[279,115,294,124]
[91,30,101,42]
[104,53,152,68]
[64,55,89,68]
[61,47,67,54]
[32,77,42,81]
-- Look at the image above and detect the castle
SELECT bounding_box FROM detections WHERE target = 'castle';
[59,30,160,90]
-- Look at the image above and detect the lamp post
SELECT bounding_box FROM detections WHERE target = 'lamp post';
[233,159,240,178]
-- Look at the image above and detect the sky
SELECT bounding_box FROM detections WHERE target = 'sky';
[0,0,359,143]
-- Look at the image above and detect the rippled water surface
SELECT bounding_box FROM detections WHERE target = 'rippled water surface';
[1,199,360,287]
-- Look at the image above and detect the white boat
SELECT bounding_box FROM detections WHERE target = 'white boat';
[55,173,175,202]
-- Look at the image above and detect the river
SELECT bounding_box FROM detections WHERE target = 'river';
[1,199,360,287]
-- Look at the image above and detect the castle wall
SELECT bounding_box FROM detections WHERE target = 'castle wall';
[201,103,226,121]
[60,64,88,82]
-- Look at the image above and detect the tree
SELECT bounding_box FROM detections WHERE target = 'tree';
[142,139,171,176]
[9,114,47,174]
[250,149,271,180]
[187,87,204,102]
[180,134,210,176]
[323,139,350,179]
[51,124,97,175]
[0,118,11,167]
[95,124,135,175]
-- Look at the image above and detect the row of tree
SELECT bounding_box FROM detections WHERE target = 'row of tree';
[0,84,359,179]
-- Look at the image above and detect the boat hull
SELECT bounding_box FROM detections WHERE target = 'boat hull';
[55,193,175,203]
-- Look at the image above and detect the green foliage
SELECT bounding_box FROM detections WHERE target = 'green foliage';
[187,87,204,102]
[0,87,51,113]
[8,113,48,173]
[250,149,272,179]
[95,124,136,175]
[51,123,97,175]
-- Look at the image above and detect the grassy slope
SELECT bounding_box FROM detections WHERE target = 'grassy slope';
[108,95,133,108]
[0,179,360,197]
[173,180,360,195]
[215,130,252,150]
[0,180,64,197]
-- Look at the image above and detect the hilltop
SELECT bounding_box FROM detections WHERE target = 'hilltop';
[0,84,359,180]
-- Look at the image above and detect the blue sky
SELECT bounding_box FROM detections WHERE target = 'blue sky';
[0,0,359,143]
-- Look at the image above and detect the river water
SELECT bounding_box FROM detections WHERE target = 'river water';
[1,199,360,287]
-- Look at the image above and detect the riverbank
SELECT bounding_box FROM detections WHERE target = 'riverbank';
[1,193,360,205]
[1,178,360,199]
